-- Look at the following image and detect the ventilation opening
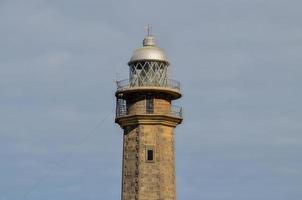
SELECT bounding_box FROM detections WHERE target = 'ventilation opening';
[147,149,154,161]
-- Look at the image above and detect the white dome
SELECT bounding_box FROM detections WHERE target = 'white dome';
[129,35,169,64]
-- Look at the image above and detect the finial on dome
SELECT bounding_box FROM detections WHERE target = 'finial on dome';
[143,24,155,46]
[145,24,152,36]
[129,27,169,63]
[143,35,155,46]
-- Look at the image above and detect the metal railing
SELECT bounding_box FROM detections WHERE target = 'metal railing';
[116,78,181,91]
[116,99,182,118]
[171,105,183,118]
[116,99,127,118]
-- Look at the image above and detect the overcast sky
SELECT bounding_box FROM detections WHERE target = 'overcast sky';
[0,0,302,199]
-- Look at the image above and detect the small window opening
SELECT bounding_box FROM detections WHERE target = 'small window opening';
[146,95,154,114]
[147,149,154,161]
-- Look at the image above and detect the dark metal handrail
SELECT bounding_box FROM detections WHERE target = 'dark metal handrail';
[116,100,182,118]
[116,78,181,91]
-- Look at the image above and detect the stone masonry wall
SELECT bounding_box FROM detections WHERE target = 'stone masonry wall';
[127,95,171,116]
[122,124,176,200]
[123,126,140,200]
[122,94,176,200]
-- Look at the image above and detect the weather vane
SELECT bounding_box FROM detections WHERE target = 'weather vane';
[145,24,152,36]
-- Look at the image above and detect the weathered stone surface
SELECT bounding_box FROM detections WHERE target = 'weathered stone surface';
[118,94,181,200]
[127,95,171,116]
[123,124,176,200]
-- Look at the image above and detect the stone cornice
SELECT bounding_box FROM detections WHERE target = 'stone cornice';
[115,114,182,128]
[115,86,181,100]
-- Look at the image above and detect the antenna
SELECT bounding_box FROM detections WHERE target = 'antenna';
[145,24,152,36]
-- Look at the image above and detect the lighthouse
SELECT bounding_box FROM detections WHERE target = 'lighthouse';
[115,32,182,200]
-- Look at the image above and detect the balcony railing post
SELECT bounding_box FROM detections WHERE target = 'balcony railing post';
[116,78,180,91]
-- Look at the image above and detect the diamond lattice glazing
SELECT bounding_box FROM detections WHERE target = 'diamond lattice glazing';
[129,61,168,87]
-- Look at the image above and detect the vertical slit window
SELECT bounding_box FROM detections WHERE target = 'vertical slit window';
[146,95,154,114]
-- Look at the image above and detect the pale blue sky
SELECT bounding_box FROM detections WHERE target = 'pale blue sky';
[0,0,302,199]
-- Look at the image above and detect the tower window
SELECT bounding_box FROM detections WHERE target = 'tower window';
[146,146,155,162]
[147,150,154,161]
[146,95,154,114]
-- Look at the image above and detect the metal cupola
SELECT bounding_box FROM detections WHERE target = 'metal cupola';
[127,34,171,91]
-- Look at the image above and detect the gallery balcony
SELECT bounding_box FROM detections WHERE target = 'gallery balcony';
[115,78,181,100]
[116,104,182,118]
[115,99,183,127]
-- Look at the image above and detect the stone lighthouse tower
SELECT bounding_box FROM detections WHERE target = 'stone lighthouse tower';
[115,33,182,200]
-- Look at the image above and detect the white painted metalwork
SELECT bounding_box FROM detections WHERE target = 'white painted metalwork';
[116,78,180,91]
[129,35,169,63]
[129,61,168,87]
